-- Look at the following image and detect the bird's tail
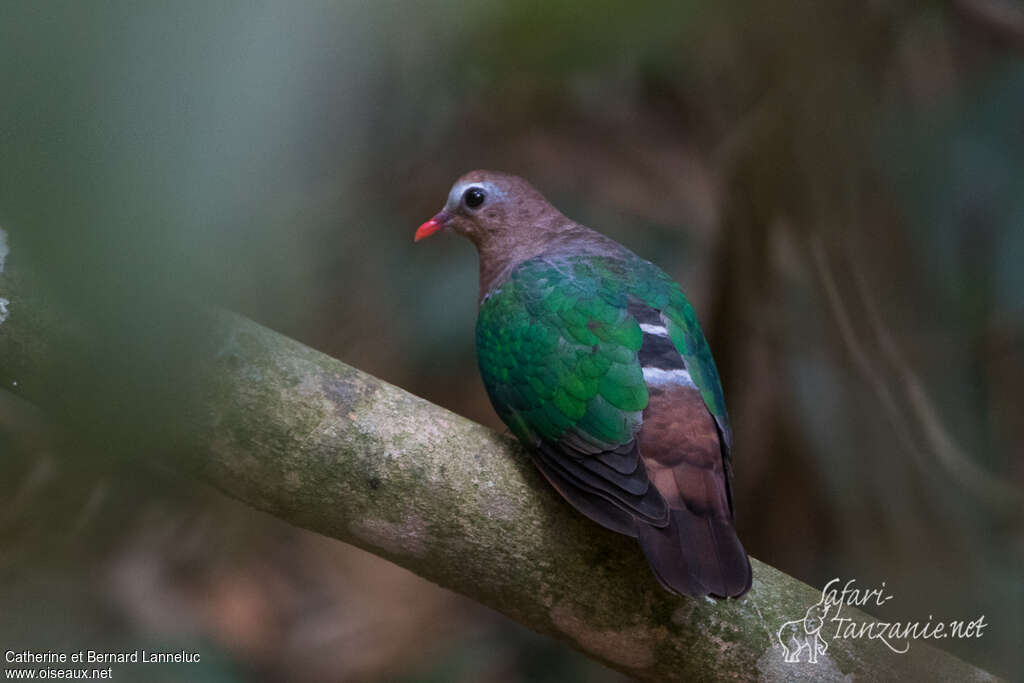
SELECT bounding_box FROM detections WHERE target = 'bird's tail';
[636,509,751,598]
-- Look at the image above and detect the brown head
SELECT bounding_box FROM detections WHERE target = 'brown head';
[415,170,581,297]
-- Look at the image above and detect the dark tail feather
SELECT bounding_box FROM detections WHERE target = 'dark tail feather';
[532,451,639,538]
[636,509,752,598]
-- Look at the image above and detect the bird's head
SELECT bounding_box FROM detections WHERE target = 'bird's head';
[414,170,565,251]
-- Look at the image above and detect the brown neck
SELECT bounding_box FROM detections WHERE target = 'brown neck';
[473,212,590,301]
[476,240,542,301]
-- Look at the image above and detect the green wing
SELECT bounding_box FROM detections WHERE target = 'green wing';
[476,253,731,457]
[476,257,648,452]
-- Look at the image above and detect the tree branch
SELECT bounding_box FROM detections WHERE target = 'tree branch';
[0,247,998,681]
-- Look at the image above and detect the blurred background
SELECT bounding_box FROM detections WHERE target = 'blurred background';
[1,1,1022,680]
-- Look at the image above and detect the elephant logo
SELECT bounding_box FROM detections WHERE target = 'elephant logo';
[778,599,834,663]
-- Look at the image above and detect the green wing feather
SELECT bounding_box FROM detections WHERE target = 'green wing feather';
[476,258,645,451]
[476,252,731,456]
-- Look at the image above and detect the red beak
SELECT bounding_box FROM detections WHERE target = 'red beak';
[414,219,441,242]
[414,211,449,242]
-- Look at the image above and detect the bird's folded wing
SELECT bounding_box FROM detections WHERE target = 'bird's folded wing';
[476,258,675,531]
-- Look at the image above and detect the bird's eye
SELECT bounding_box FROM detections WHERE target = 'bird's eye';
[463,187,486,209]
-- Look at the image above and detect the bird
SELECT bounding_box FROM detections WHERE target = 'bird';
[414,170,751,598]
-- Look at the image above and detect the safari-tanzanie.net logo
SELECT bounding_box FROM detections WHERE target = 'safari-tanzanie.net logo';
[777,578,987,664]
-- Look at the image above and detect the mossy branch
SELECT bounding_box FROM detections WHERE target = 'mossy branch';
[0,250,998,682]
